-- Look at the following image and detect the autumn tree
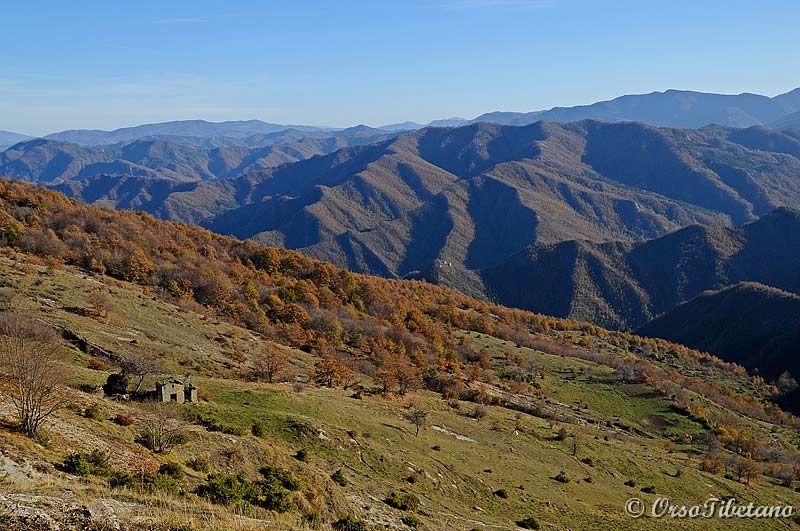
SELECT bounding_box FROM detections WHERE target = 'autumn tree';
[376,354,421,395]
[0,313,69,436]
[252,347,289,383]
[313,351,345,388]
[85,289,109,320]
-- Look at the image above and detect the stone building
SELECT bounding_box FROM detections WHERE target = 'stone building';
[155,375,197,403]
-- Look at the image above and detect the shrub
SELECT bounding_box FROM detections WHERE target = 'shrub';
[199,473,260,507]
[516,517,540,530]
[103,373,129,395]
[641,485,656,494]
[331,469,348,486]
[87,358,107,371]
[114,414,135,426]
[186,456,209,473]
[158,462,184,480]
[259,479,295,512]
[147,471,182,494]
[107,470,134,489]
[471,405,488,419]
[294,448,309,462]
[251,421,265,437]
[302,512,322,529]
[624,479,636,488]
[552,471,569,483]
[259,466,301,491]
[63,450,109,477]
[332,516,369,531]
[493,488,509,499]
[580,457,594,467]
[83,404,104,421]
[401,514,422,528]
[385,491,420,511]
[255,466,300,512]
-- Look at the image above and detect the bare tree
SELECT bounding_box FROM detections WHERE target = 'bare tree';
[252,348,289,383]
[0,313,69,436]
[406,406,428,436]
[135,402,188,454]
[121,351,161,394]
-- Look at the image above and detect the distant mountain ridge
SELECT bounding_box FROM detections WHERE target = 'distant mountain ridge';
[43,119,331,146]
[636,282,800,380]
[7,86,799,149]
[483,208,800,329]
[0,130,32,149]
[470,88,800,129]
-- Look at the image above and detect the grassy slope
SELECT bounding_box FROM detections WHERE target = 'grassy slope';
[2,254,799,531]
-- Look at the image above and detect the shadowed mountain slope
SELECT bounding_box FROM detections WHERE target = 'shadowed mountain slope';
[482,209,800,330]
[202,121,800,294]
[636,282,800,380]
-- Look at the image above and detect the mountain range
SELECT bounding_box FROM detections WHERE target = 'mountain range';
[5,87,800,379]
[4,86,800,150]
[0,130,32,150]
[470,88,800,129]
[6,119,800,303]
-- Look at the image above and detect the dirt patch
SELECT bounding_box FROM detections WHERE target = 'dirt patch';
[640,414,673,429]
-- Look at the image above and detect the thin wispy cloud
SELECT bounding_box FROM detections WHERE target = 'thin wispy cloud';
[154,17,207,25]
[438,0,556,9]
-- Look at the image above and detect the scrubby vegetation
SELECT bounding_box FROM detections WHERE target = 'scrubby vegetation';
[0,181,799,530]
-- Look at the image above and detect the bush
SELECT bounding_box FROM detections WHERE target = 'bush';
[302,512,322,529]
[87,358,107,371]
[516,517,540,530]
[624,479,636,488]
[114,414,135,426]
[158,462,184,480]
[83,404,104,421]
[331,469,348,486]
[147,472,182,494]
[294,448,309,462]
[401,514,422,528]
[493,488,509,499]
[641,485,656,494]
[580,457,594,467]
[251,421,265,437]
[471,405,488,419]
[259,466,301,491]
[552,471,569,483]
[332,516,369,531]
[199,473,260,507]
[385,491,420,511]
[186,456,209,473]
[63,450,109,477]
[107,470,134,489]
[103,373,129,395]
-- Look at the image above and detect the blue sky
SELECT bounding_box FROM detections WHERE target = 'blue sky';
[3,0,799,135]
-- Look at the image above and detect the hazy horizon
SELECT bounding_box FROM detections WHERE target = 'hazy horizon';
[4,0,800,136]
